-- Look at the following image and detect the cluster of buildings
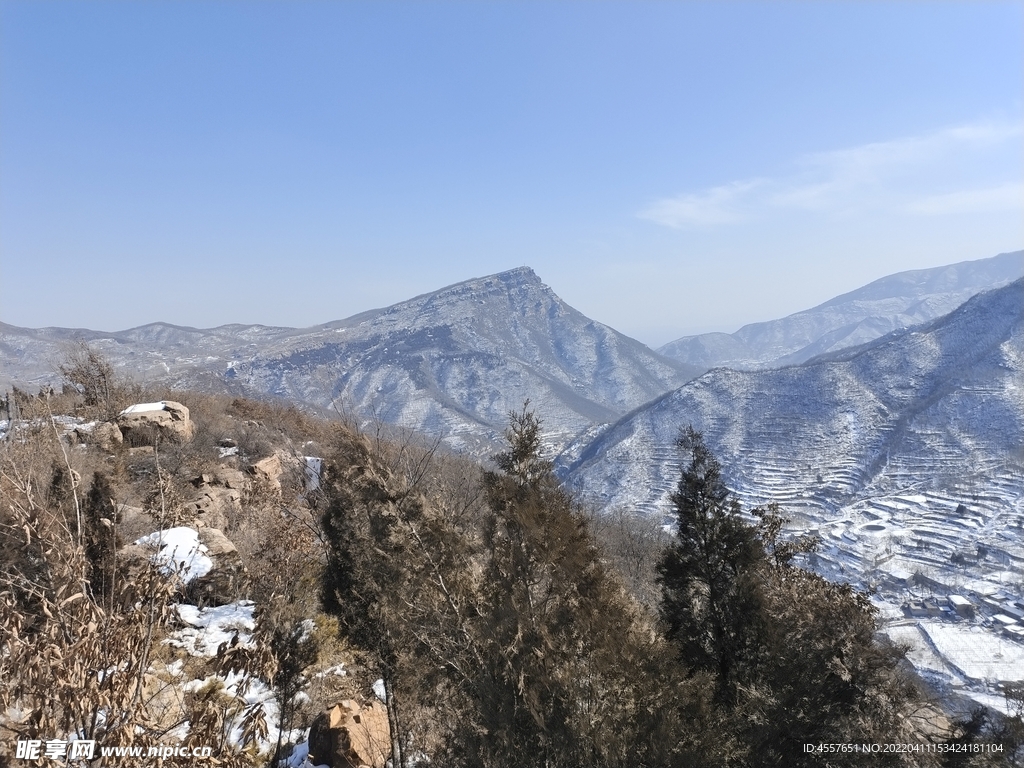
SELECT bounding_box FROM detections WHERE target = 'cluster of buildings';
[903,590,1024,641]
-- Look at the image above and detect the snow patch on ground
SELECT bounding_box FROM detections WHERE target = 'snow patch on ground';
[163,601,314,761]
[121,401,169,414]
[919,621,1024,683]
[280,739,329,768]
[134,527,213,583]
[183,671,296,755]
[313,663,347,679]
[884,623,963,684]
[303,456,323,491]
[167,601,256,657]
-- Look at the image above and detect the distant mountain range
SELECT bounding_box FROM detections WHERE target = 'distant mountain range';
[1,253,1019,458]
[563,276,1023,514]
[658,250,1022,369]
[0,267,699,454]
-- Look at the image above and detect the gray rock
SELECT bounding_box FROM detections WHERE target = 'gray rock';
[196,527,238,558]
[172,527,246,607]
[93,421,124,451]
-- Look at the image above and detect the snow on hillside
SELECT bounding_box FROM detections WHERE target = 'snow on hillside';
[160,600,314,763]
[134,527,213,583]
[566,279,1024,712]
[659,250,1022,369]
[168,602,257,657]
[1,268,699,457]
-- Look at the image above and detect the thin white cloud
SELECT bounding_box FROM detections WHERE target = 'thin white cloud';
[639,179,765,227]
[906,182,1024,216]
[640,119,1023,228]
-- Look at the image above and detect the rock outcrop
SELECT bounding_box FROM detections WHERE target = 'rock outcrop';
[118,401,194,444]
[188,527,245,606]
[307,700,390,768]
[69,420,123,451]
[187,467,247,530]
[248,453,283,493]
[93,421,124,451]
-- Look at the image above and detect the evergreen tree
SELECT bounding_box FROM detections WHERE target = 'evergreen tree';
[743,555,923,766]
[320,429,417,767]
[658,429,929,766]
[464,407,592,765]
[459,406,701,768]
[320,426,480,768]
[656,426,762,705]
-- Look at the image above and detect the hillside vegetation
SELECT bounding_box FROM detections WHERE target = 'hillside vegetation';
[1,354,1019,767]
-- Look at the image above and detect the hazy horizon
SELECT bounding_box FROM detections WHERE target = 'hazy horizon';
[1,251,1021,350]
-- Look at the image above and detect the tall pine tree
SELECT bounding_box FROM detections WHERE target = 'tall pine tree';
[656,426,762,705]
[460,406,698,768]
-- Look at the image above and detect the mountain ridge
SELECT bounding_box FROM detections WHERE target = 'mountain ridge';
[563,277,1023,537]
[0,267,699,455]
[658,250,1023,369]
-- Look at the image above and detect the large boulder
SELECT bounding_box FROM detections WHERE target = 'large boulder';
[187,469,246,530]
[307,700,390,768]
[118,401,194,444]
[248,453,283,493]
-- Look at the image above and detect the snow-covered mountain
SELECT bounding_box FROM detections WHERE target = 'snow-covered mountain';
[0,267,699,454]
[658,250,1022,370]
[215,267,701,452]
[565,276,1024,712]
[564,277,1024,639]
[564,277,1023,525]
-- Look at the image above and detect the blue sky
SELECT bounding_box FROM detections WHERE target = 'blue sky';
[1,1,1021,346]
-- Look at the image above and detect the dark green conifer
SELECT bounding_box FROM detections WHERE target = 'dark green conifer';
[656,426,762,705]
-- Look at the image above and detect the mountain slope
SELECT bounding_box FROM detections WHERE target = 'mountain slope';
[1,268,699,454]
[210,268,699,452]
[564,277,1023,555]
[658,250,1023,369]
[568,277,1024,714]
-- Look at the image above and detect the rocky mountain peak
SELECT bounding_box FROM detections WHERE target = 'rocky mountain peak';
[323,267,554,335]
[488,265,542,284]
[399,266,552,314]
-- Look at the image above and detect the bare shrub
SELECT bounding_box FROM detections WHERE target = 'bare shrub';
[0,425,177,752]
[0,422,276,767]
[58,343,144,420]
[588,505,671,610]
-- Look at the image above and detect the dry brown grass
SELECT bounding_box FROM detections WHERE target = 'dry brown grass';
[0,378,350,766]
